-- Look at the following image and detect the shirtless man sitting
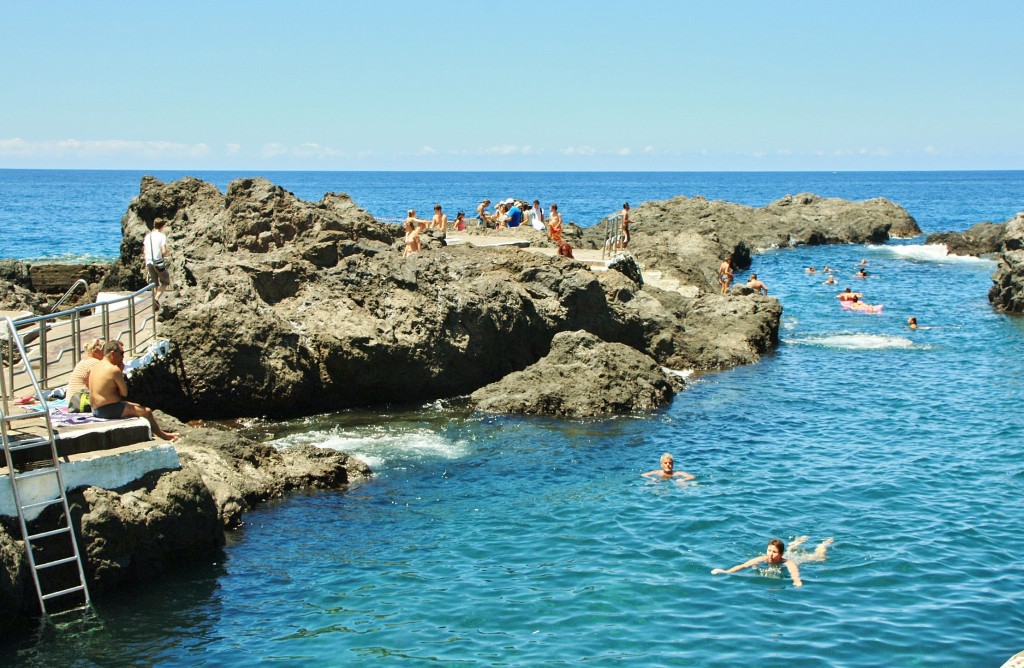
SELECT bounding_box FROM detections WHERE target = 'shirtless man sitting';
[746,273,768,295]
[89,340,179,441]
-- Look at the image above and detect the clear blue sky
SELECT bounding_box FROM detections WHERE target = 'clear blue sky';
[2,1,1022,171]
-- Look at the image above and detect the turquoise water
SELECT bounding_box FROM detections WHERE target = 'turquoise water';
[2,172,1024,665]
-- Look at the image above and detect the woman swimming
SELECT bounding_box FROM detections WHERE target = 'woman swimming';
[711,536,833,587]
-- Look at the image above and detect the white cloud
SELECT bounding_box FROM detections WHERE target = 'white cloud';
[261,143,289,158]
[616,147,631,156]
[0,137,210,159]
[295,142,341,158]
[561,145,598,156]
[226,143,241,155]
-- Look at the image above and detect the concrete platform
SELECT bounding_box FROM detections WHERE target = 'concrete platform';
[0,440,181,522]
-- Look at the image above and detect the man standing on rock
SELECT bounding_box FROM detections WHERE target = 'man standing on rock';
[143,218,171,308]
[89,340,179,441]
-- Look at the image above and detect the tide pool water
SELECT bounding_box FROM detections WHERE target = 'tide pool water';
[2,171,1024,666]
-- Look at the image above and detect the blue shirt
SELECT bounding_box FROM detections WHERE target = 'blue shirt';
[507,205,522,227]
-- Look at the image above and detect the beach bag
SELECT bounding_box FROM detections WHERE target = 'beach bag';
[148,231,168,271]
[68,388,91,413]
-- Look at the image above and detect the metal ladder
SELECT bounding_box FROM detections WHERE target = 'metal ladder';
[1,316,91,617]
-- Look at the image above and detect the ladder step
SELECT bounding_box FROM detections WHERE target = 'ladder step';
[20,496,64,512]
[6,438,54,452]
[27,526,72,542]
[13,466,59,481]
[36,555,81,570]
[4,409,49,421]
[41,584,86,602]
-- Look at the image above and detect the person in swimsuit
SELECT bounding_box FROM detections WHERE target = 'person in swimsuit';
[836,287,862,302]
[556,240,574,258]
[402,219,421,257]
[642,453,695,482]
[477,199,493,227]
[718,258,734,294]
[617,203,631,249]
[712,537,833,587]
[430,205,448,231]
[548,204,563,244]
[89,340,179,441]
[453,211,466,232]
[823,274,837,285]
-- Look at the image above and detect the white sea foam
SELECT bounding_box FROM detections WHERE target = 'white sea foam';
[786,333,919,350]
[663,367,694,379]
[867,244,995,264]
[273,427,471,471]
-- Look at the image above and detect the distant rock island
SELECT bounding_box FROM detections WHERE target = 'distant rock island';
[87,176,921,421]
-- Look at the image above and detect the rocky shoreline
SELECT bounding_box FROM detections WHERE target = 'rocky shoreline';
[2,176,925,630]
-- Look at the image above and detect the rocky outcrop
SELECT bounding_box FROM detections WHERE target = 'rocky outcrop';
[926,221,1008,257]
[98,176,785,421]
[988,214,1024,314]
[580,193,921,292]
[471,330,683,417]
[0,528,25,626]
[0,415,372,621]
[0,260,49,314]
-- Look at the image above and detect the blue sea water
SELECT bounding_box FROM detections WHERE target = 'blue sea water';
[2,171,1024,666]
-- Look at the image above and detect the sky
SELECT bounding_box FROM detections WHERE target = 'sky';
[1,1,1022,171]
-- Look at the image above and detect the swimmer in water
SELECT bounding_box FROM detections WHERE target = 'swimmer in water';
[642,453,695,482]
[711,536,833,587]
[908,316,918,329]
[823,274,837,285]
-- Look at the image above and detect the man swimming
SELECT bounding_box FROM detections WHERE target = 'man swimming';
[642,453,695,482]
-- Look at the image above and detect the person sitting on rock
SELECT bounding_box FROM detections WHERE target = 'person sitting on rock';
[747,273,768,295]
[557,240,574,259]
[88,340,179,441]
[66,338,105,412]
[642,452,695,482]
[476,199,493,227]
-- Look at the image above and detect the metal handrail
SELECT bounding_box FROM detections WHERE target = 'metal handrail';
[49,279,88,313]
[1,284,157,415]
[601,213,625,260]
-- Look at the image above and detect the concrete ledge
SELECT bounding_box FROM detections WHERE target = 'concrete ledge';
[1,442,181,522]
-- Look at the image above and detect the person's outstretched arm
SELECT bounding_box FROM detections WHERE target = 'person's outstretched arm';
[711,556,764,575]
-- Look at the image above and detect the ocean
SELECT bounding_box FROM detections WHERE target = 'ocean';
[2,170,1024,666]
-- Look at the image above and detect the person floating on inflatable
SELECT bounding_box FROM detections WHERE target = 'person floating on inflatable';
[836,287,862,302]
[846,295,883,313]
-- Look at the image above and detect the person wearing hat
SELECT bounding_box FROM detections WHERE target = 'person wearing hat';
[505,200,523,228]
